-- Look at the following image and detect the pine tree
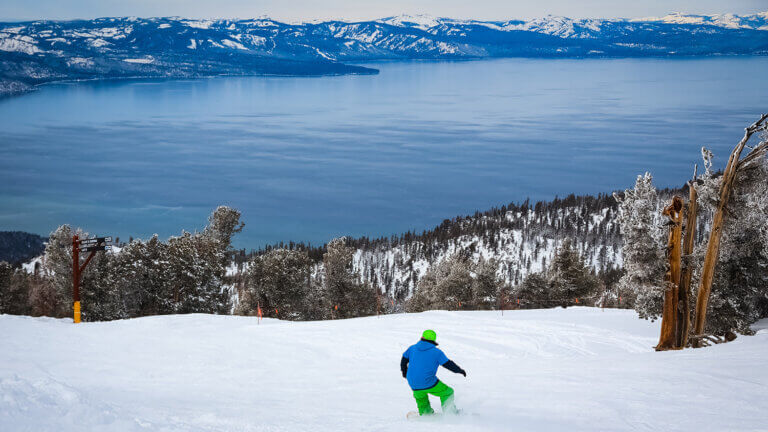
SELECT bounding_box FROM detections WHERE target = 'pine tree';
[471,258,503,309]
[42,225,85,317]
[547,238,599,306]
[514,272,550,308]
[204,206,244,250]
[240,248,312,320]
[323,238,376,318]
[81,251,126,321]
[166,231,229,314]
[115,235,173,316]
[614,173,665,320]
[407,254,473,312]
[0,262,27,314]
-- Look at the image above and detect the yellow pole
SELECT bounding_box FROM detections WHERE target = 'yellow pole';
[74,301,81,324]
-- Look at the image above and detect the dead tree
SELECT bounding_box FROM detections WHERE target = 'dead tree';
[676,168,698,348]
[692,113,768,345]
[656,196,683,351]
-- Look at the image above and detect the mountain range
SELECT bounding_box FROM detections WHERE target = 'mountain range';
[1,11,767,97]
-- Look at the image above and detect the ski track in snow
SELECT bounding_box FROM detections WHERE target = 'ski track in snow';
[1,308,766,431]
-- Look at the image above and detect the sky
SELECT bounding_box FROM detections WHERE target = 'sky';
[1,0,767,22]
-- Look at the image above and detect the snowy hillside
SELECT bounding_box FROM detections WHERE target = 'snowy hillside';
[229,191,695,301]
[1,308,766,431]
[238,192,666,301]
[2,11,768,96]
[350,195,624,299]
[0,231,45,264]
[638,11,768,29]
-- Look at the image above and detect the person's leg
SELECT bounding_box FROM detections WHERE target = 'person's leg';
[412,388,434,415]
[428,381,457,414]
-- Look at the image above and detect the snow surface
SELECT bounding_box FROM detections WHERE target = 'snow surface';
[122,57,154,64]
[1,308,766,431]
[379,14,444,30]
[636,11,768,30]
[220,39,248,50]
[0,34,43,54]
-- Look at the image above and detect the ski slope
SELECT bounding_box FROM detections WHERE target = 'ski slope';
[1,308,767,431]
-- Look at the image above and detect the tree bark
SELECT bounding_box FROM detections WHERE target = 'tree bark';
[676,178,697,348]
[656,196,683,351]
[693,113,768,343]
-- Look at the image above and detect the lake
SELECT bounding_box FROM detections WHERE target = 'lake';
[0,57,766,247]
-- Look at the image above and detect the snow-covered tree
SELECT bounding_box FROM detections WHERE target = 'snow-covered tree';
[114,235,173,316]
[80,251,126,321]
[41,225,87,317]
[471,258,504,309]
[239,248,312,319]
[160,207,243,314]
[323,237,376,318]
[693,146,768,334]
[513,272,549,308]
[407,254,503,311]
[514,238,599,308]
[408,254,472,312]
[547,238,599,305]
[166,231,229,314]
[204,206,244,250]
[614,173,665,320]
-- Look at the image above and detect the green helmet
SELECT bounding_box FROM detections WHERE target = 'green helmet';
[421,329,437,342]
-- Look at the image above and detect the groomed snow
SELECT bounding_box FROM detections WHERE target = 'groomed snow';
[1,308,766,431]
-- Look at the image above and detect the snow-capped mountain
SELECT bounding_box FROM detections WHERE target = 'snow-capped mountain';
[1,11,767,97]
[637,11,768,30]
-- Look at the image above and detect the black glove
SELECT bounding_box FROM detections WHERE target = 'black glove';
[442,360,466,377]
[402,371,407,378]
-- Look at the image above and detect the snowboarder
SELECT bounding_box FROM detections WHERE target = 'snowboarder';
[400,329,466,416]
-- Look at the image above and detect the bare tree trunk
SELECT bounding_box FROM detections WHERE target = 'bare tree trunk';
[693,114,768,344]
[656,196,683,351]
[677,173,698,348]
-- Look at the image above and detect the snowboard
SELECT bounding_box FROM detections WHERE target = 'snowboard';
[407,410,473,420]
[407,411,440,420]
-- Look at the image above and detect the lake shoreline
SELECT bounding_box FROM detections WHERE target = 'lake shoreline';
[3,54,766,101]
[1,57,766,247]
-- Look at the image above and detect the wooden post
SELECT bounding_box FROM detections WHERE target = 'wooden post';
[693,114,768,342]
[72,235,81,324]
[677,173,698,348]
[656,196,683,351]
[71,235,109,324]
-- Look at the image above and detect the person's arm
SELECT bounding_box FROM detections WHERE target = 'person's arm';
[400,356,409,378]
[441,360,467,377]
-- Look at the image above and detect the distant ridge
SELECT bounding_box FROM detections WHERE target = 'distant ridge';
[1,11,767,97]
[0,231,45,265]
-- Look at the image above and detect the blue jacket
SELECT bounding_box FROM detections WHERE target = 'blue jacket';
[401,340,451,390]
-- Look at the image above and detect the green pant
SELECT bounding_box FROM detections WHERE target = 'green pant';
[412,381,457,415]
